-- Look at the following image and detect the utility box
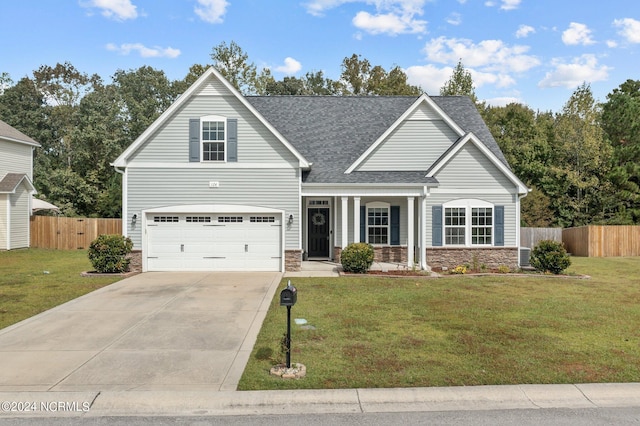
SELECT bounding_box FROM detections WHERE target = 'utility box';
[280,282,297,307]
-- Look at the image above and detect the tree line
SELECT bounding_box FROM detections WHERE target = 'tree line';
[0,42,638,227]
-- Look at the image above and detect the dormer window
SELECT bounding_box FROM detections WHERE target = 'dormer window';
[201,116,226,162]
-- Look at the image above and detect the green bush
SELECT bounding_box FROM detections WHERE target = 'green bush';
[88,234,133,273]
[341,243,375,273]
[530,239,571,274]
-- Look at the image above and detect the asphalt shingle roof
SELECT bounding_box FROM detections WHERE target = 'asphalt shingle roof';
[0,173,27,193]
[246,95,506,184]
[0,119,40,146]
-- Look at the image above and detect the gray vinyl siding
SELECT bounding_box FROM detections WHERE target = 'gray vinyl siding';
[0,141,32,178]
[357,120,458,171]
[128,94,298,164]
[125,167,300,249]
[9,184,29,249]
[433,143,515,191]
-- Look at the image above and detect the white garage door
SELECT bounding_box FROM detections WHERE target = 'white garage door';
[146,213,281,271]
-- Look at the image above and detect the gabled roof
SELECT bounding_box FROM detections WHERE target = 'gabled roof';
[112,67,309,168]
[0,173,36,194]
[247,95,507,184]
[344,94,465,173]
[0,120,40,147]
[426,132,528,194]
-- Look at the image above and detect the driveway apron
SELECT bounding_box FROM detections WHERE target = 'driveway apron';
[0,272,282,392]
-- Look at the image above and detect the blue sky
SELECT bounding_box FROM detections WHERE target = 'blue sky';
[1,0,639,112]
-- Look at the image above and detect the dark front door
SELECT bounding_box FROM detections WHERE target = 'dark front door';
[307,207,330,258]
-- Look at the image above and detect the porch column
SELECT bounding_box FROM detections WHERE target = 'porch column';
[341,196,349,248]
[420,194,427,269]
[407,197,414,268]
[353,197,361,243]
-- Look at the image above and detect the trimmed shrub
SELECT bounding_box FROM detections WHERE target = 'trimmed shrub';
[88,234,133,273]
[530,239,571,274]
[341,242,375,273]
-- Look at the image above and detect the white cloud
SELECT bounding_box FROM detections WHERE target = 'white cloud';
[405,63,516,96]
[352,11,426,35]
[515,24,535,38]
[304,0,428,35]
[562,22,595,46]
[194,0,228,24]
[82,0,138,20]
[275,57,302,75]
[538,54,611,88]
[499,0,521,10]
[613,18,640,43]
[405,64,454,95]
[422,36,540,73]
[484,96,521,107]
[484,0,520,10]
[606,40,618,48]
[446,12,462,26]
[106,43,181,58]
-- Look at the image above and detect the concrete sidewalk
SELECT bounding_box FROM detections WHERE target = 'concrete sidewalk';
[0,383,639,417]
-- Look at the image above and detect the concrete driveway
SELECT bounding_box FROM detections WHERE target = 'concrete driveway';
[0,272,282,392]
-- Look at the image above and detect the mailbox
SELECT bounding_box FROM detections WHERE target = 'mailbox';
[280,281,297,307]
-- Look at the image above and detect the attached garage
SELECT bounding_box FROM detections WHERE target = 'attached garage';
[142,205,283,272]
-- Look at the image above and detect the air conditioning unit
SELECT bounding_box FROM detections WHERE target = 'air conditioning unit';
[519,247,531,266]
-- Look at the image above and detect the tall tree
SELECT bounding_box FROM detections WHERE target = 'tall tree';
[550,83,611,226]
[600,79,640,223]
[340,54,371,95]
[340,54,420,96]
[112,66,178,141]
[440,60,478,104]
[210,41,262,95]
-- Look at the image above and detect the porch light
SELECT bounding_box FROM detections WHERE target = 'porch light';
[288,214,294,224]
[132,214,137,225]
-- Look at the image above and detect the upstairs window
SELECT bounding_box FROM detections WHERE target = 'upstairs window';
[202,117,225,161]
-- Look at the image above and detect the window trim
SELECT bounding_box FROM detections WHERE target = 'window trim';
[201,115,227,162]
[442,199,494,247]
[366,202,390,246]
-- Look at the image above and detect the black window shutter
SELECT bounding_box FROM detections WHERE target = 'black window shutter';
[390,206,400,245]
[227,118,237,162]
[189,118,200,162]
[432,205,443,246]
[494,206,504,246]
[360,206,366,242]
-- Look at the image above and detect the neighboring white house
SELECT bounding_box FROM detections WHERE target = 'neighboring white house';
[112,67,528,272]
[0,119,40,250]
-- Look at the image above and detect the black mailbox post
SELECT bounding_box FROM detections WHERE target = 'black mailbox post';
[279,280,297,368]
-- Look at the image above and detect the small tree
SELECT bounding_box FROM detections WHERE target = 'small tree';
[530,240,571,274]
[88,234,133,273]
[341,243,375,273]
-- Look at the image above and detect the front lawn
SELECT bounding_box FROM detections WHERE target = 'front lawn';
[0,248,123,330]
[239,257,640,390]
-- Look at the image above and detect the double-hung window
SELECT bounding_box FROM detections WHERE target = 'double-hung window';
[445,207,466,245]
[366,202,389,245]
[201,115,226,162]
[471,207,492,245]
[443,200,493,246]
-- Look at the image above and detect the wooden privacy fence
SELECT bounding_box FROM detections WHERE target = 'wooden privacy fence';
[563,225,640,257]
[520,227,563,249]
[30,216,122,250]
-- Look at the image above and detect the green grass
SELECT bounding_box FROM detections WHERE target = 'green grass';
[0,248,123,329]
[239,257,640,390]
